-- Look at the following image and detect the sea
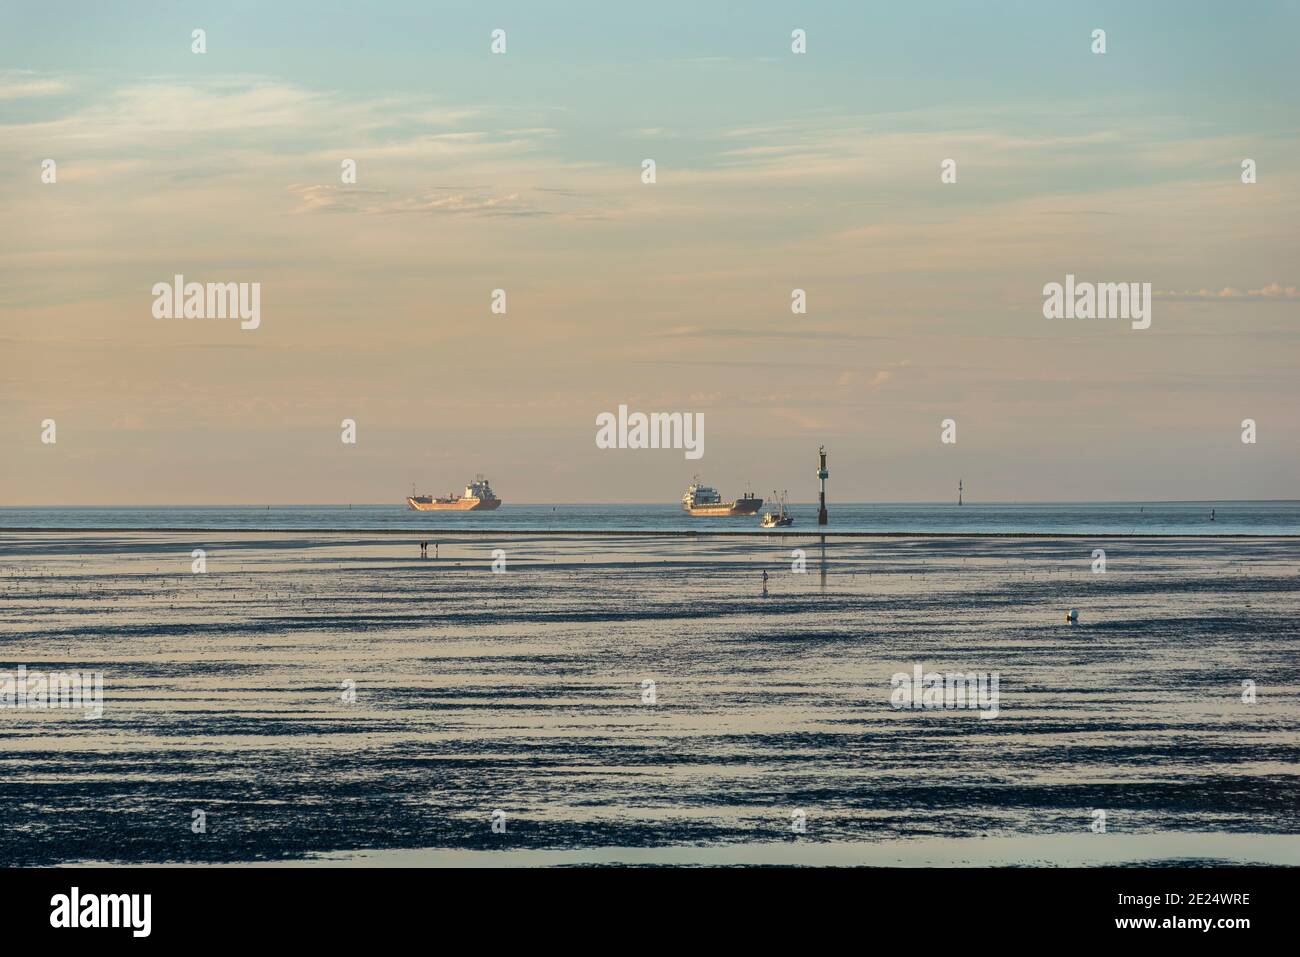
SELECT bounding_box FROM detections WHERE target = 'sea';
[0,500,1296,535]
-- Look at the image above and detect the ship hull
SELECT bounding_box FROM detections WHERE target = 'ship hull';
[406,497,501,511]
[684,499,763,517]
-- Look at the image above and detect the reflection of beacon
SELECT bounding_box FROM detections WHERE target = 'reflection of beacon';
[816,445,829,526]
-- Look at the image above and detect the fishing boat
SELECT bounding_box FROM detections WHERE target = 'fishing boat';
[759,491,793,528]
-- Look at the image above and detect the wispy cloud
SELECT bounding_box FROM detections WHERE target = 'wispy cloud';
[287,183,565,218]
[648,325,894,341]
[1156,283,1299,301]
[0,70,71,100]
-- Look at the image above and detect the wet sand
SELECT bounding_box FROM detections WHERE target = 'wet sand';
[1,531,1297,866]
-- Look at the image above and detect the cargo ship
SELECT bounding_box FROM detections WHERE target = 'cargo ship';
[406,476,501,511]
[681,479,762,517]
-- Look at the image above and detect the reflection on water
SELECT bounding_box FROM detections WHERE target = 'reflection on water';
[0,531,1297,866]
[820,535,827,593]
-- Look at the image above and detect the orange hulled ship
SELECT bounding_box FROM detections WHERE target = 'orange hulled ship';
[406,476,501,511]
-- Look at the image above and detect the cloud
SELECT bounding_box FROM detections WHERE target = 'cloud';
[0,75,601,223]
[0,78,328,146]
[383,190,540,217]
[648,326,894,341]
[285,184,389,214]
[286,183,552,218]
[0,75,553,165]
[0,76,71,99]
[1156,284,1299,301]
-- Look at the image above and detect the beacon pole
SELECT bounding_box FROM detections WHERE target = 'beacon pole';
[817,445,829,526]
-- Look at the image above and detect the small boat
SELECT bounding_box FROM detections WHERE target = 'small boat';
[759,491,793,528]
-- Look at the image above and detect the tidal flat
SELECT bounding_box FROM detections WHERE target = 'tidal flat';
[0,531,1296,866]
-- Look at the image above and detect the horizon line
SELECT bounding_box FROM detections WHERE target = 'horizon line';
[1,499,1296,509]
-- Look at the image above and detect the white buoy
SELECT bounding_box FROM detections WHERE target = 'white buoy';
[1066,608,1079,625]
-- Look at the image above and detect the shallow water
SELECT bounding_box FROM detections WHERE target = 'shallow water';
[2,501,1297,535]
[0,531,1296,866]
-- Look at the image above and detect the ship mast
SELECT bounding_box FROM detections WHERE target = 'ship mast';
[817,445,829,526]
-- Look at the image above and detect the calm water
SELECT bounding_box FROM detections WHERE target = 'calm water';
[1,501,1296,535]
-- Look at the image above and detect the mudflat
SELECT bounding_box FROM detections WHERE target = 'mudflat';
[1,531,1296,866]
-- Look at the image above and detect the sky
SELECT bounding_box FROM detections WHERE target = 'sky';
[2,0,1298,504]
